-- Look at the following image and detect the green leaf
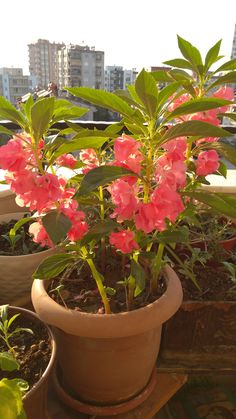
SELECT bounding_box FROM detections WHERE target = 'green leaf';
[51,105,88,123]
[156,227,189,243]
[168,97,233,119]
[160,121,230,144]
[0,125,13,136]
[214,58,236,73]
[114,89,143,108]
[218,112,236,122]
[207,71,236,90]
[131,260,146,297]
[42,211,71,245]
[184,191,236,219]
[204,40,222,72]
[217,161,227,178]
[157,82,181,111]
[177,35,203,74]
[78,166,138,196]
[9,217,34,240]
[169,69,193,82]
[51,136,108,161]
[135,69,158,117]
[31,97,55,142]
[0,96,25,128]
[163,58,193,70]
[0,378,27,419]
[0,352,20,372]
[66,87,135,119]
[126,85,145,107]
[80,221,118,246]
[33,253,76,279]
[22,95,34,122]
[104,122,124,135]
[151,70,174,83]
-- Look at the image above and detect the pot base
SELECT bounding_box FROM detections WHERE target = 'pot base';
[53,365,157,416]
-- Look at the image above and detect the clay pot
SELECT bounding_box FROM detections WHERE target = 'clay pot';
[9,306,56,419]
[31,265,182,413]
[0,213,55,306]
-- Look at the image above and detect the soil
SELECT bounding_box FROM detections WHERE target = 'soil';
[48,252,166,314]
[0,217,48,256]
[178,263,236,301]
[0,311,51,389]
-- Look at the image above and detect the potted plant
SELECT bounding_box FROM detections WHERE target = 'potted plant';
[0,212,56,307]
[0,304,56,419]
[160,243,236,371]
[0,36,236,414]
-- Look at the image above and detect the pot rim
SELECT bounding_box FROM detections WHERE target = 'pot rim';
[32,265,183,338]
[0,212,53,259]
[6,306,56,402]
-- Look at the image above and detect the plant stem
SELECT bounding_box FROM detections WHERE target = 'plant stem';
[86,258,111,314]
[99,186,106,272]
[151,243,164,294]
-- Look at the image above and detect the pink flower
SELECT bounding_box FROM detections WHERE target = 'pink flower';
[155,154,186,190]
[213,86,234,112]
[196,150,220,176]
[0,139,27,171]
[168,94,190,113]
[151,184,184,224]
[163,137,187,161]
[59,199,88,241]
[113,135,143,174]
[108,180,138,222]
[135,202,163,233]
[109,230,139,254]
[80,148,99,173]
[56,154,77,169]
[29,221,53,248]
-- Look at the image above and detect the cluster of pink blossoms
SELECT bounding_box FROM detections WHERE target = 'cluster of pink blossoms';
[0,134,88,247]
[168,86,234,175]
[108,135,187,253]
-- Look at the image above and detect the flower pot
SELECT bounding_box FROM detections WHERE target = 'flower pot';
[0,213,55,306]
[31,265,182,413]
[159,299,236,371]
[0,170,26,215]
[5,306,56,419]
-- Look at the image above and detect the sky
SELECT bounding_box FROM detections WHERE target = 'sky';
[1,0,235,74]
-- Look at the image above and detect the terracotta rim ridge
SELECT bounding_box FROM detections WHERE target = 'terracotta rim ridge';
[7,306,57,401]
[53,364,157,416]
[32,264,183,338]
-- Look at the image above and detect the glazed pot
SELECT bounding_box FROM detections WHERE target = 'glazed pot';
[8,306,56,419]
[31,265,182,412]
[0,213,55,306]
[0,170,26,215]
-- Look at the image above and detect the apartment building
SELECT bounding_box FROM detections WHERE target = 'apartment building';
[104,66,137,92]
[57,44,104,90]
[28,39,64,89]
[0,68,36,105]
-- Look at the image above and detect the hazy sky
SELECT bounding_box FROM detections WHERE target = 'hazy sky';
[1,0,235,74]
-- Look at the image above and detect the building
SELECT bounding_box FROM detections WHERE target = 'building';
[57,44,104,90]
[0,68,36,105]
[28,39,64,89]
[104,66,137,92]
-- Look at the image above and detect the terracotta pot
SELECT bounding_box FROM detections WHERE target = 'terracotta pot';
[31,265,182,411]
[0,213,55,306]
[160,299,236,371]
[8,306,56,419]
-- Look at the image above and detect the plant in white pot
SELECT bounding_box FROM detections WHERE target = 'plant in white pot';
[1,36,236,415]
[0,212,55,306]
